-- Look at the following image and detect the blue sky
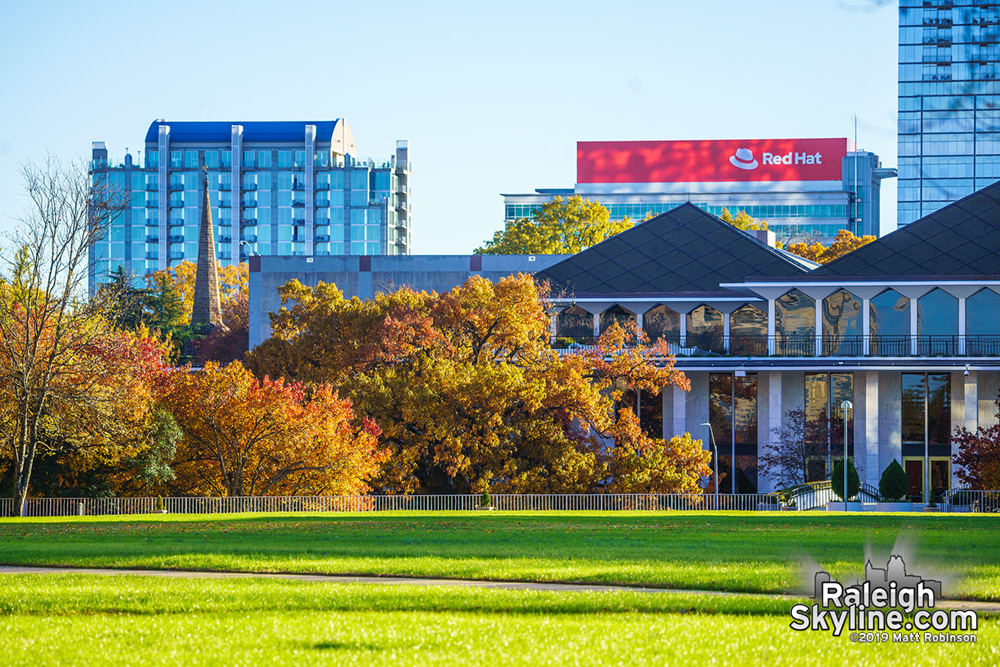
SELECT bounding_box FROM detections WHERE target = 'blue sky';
[0,0,898,253]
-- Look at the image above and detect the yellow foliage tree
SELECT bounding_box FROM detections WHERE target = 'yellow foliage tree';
[477,196,633,254]
[148,261,248,324]
[785,229,876,264]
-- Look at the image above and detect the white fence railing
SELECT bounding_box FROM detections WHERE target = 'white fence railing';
[0,493,782,517]
[941,489,1000,513]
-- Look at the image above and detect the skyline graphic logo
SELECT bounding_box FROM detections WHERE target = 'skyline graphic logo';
[729,147,759,170]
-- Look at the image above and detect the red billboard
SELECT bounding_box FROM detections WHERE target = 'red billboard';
[576,138,849,184]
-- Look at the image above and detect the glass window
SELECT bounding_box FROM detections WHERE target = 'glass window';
[204,151,219,168]
[822,290,862,355]
[170,151,182,168]
[709,373,758,493]
[221,151,231,168]
[258,150,272,168]
[687,305,724,353]
[870,289,910,355]
[278,151,292,168]
[804,373,854,480]
[350,171,367,190]
[242,151,255,168]
[147,151,159,168]
[917,288,958,354]
[902,372,951,450]
[730,304,767,355]
[967,289,1000,353]
[642,305,679,343]
[775,289,815,354]
[294,150,305,167]
[351,190,369,206]
[184,151,198,168]
[556,305,592,341]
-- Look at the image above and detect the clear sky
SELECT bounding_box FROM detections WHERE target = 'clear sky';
[0,0,898,253]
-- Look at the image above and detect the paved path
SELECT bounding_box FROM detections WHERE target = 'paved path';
[2,565,998,613]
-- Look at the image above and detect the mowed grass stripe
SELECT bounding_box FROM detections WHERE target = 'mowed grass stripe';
[1,512,997,599]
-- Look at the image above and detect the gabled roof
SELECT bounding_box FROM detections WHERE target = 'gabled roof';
[535,202,810,294]
[811,180,1000,277]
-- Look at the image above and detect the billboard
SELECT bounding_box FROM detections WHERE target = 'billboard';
[576,138,849,184]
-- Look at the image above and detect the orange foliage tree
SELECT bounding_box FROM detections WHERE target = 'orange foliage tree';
[165,361,385,497]
[148,260,248,325]
[785,229,876,264]
[953,392,1000,490]
[248,274,711,494]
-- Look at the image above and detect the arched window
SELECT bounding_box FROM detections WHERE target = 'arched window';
[730,304,767,356]
[870,289,909,356]
[687,305,724,353]
[917,288,958,354]
[967,288,1000,355]
[556,305,592,342]
[600,305,634,334]
[822,290,862,355]
[643,305,680,343]
[775,289,815,355]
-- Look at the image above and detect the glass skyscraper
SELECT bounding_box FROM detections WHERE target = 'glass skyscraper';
[89,119,410,293]
[899,0,1000,226]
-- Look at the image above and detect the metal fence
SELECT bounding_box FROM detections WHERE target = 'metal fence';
[941,489,1000,513]
[0,493,781,517]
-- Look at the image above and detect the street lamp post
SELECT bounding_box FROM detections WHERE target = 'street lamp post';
[700,422,719,510]
[840,400,853,511]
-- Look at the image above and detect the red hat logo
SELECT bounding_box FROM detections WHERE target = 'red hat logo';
[729,147,759,170]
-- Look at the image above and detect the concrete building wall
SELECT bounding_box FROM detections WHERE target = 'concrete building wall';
[249,254,570,348]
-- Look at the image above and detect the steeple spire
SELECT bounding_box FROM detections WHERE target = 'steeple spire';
[191,172,224,328]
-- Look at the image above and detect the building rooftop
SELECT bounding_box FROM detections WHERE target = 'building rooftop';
[535,202,811,294]
[144,119,348,145]
[811,179,1000,278]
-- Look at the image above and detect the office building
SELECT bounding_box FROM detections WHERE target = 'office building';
[89,119,411,293]
[503,138,895,244]
[899,0,1000,226]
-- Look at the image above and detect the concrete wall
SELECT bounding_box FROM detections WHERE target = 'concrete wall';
[248,254,570,348]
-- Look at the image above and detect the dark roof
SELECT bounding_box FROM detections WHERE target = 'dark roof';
[535,202,810,294]
[811,180,1000,277]
[144,120,344,145]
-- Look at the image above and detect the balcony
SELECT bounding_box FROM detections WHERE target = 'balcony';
[549,334,1000,358]
[145,252,159,260]
[314,235,330,242]
[219,236,233,243]
[243,200,257,208]
[242,183,257,191]
[242,235,258,243]
[241,218,257,225]
[218,183,232,191]
[168,235,184,243]
[145,237,159,244]
[292,182,306,191]
[168,183,184,191]
[292,200,305,207]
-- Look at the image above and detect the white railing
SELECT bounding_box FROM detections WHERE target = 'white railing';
[0,493,782,517]
[941,489,1000,513]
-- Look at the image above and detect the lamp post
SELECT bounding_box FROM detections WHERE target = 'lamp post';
[700,422,719,510]
[840,400,853,511]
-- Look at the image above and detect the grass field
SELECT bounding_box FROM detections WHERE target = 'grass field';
[0,574,995,666]
[1,512,998,600]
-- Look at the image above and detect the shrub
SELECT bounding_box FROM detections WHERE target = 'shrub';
[878,460,908,502]
[480,489,491,508]
[154,495,165,512]
[831,458,860,501]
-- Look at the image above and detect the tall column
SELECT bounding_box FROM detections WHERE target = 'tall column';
[230,124,243,263]
[910,298,919,356]
[157,124,169,272]
[636,311,644,343]
[862,297,871,356]
[723,312,731,352]
[592,312,600,338]
[304,124,316,256]
[815,298,823,356]
[865,371,880,486]
[679,312,687,347]
[961,371,978,486]
[761,371,782,492]
[958,298,967,356]
[767,298,776,355]
[672,384,687,439]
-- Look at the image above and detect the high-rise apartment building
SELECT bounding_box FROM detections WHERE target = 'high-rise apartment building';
[89,119,410,292]
[898,0,1000,226]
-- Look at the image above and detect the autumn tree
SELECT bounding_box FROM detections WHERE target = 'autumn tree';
[758,409,831,489]
[248,274,710,494]
[477,196,633,254]
[720,208,768,231]
[952,392,1000,489]
[0,158,130,515]
[165,361,385,497]
[148,260,248,325]
[195,290,250,365]
[785,229,876,264]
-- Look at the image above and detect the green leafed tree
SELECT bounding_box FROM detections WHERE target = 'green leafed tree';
[477,196,632,255]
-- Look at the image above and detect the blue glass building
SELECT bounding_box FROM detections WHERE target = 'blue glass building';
[89,120,410,292]
[898,0,1000,226]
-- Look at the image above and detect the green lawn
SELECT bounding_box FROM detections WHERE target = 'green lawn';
[0,574,994,666]
[1,512,998,600]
